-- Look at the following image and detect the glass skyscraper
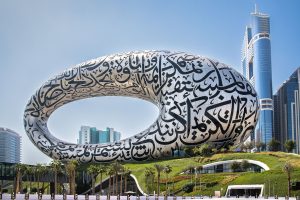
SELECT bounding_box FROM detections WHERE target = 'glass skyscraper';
[78,126,91,144]
[78,126,121,144]
[273,67,300,153]
[0,127,21,163]
[242,6,273,147]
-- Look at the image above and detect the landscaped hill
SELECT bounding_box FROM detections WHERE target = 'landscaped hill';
[121,152,300,196]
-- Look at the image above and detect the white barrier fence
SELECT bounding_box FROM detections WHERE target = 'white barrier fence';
[0,194,299,200]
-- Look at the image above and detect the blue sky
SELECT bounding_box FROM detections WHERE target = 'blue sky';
[1,0,300,164]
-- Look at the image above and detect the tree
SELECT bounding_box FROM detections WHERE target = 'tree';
[65,160,78,195]
[163,165,172,195]
[98,165,107,195]
[123,168,131,194]
[107,165,114,195]
[283,161,294,197]
[15,163,27,194]
[239,143,246,152]
[50,159,62,195]
[25,165,34,194]
[186,165,195,183]
[255,142,265,152]
[35,163,46,193]
[119,166,124,195]
[87,165,99,195]
[144,167,155,194]
[195,165,203,192]
[241,160,251,172]
[183,146,195,157]
[285,140,296,153]
[111,161,123,195]
[196,143,213,157]
[230,161,241,172]
[192,146,199,156]
[244,141,254,152]
[154,164,164,195]
[268,139,280,151]
[40,164,47,194]
[220,147,228,153]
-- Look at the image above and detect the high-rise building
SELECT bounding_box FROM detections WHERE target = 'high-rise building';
[99,127,121,143]
[78,126,91,144]
[90,127,100,144]
[78,126,121,144]
[0,127,21,163]
[273,67,300,153]
[242,6,273,147]
[99,129,110,144]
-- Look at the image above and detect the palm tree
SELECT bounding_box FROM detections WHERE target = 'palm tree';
[107,165,114,195]
[111,161,123,195]
[283,161,294,197]
[65,160,78,195]
[241,160,251,172]
[40,164,47,194]
[98,165,107,195]
[123,168,131,194]
[35,163,44,193]
[163,165,172,196]
[187,165,194,183]
[285,140,296,153]
[268,139,280,151]
[119,165,125,195]
[231,161,241,172]
[154,164,164,196]
[195,165,203,192]
[50,159,62,195]
[144,167,155,194]
[87,165,99,195]
[255,142,265,152]
[25,165,34,194]
[15,163,27,194]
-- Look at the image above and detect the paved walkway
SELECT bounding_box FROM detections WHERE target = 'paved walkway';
[0,194,297,200]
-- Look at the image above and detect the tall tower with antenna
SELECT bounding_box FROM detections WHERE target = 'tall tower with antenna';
[241,5,273,149]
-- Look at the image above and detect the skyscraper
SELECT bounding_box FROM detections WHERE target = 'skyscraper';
[242,6,273,147]
[0,127,21,163]
[99,127,121,143]
[78,126,121,144]
[78,126,91,144]
[273,67,300,153]
[90,127,100,144]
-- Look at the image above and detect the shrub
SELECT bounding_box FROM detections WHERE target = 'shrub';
[268,139,281,151]
[182,183,194,193]
[205,181,218,187]
[231,161,242,172]
[31,188,37,193]
[241,160,251,172]
[285,140,296,153]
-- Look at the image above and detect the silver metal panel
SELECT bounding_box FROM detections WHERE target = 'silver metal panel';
[23,50,259,163]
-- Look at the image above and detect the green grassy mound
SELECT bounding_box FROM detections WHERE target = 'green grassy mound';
[121,152,300,196]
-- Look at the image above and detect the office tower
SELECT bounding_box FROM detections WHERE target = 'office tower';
[0,127,21,163]
[99,129,110,143]
[242,6,273,147]
[113,130,121,142]
[99,127,121,143]
[78,126,91,144]
[273,67,300,153]
[90,127,100,144]
[78,126,121,144]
